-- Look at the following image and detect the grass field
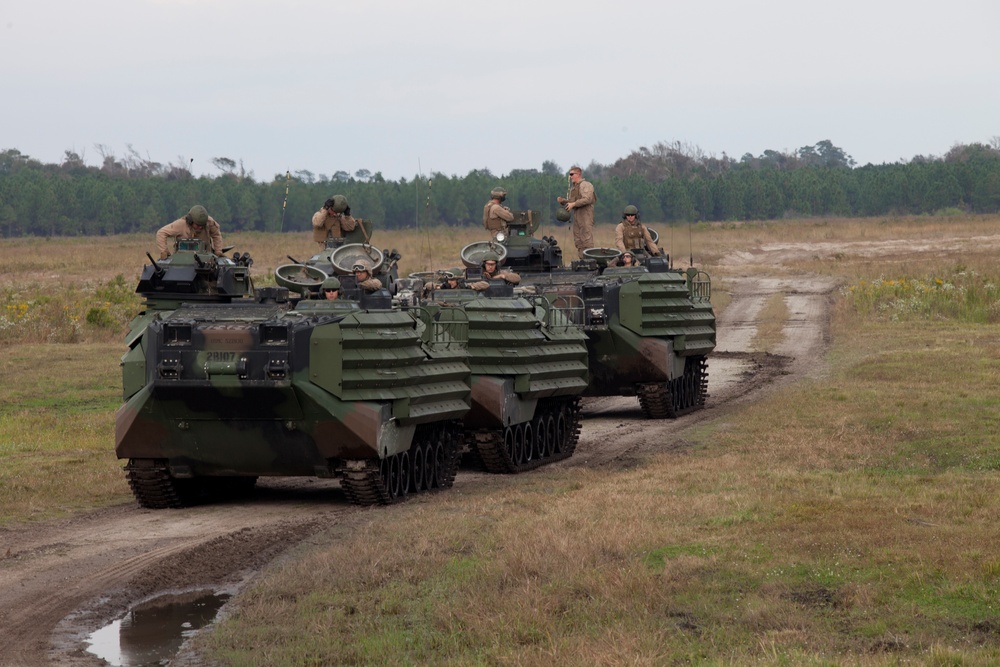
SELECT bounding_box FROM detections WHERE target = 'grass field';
[3,215,1000,663]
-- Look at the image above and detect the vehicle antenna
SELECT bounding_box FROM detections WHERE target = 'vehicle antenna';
[669,221,674,270]
[417,158,437,269]
[279,171,291,232]
[688,218,694,267]
[415,158,420,230]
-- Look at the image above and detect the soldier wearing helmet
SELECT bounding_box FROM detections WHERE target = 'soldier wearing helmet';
[615,205,660,257]
[321,276,341,300]
[156,205,224,259]
[352,259,383,293]
[438,269,466,290]
[470,251,520,291]
[312,194,358,245]
[556,166,597,258]
[483,186,514,234]
[615,250,640,268]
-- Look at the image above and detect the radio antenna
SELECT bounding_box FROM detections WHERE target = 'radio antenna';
[279,171,291,232]
[688,219,694,267]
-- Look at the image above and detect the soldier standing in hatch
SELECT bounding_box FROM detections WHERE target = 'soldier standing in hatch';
[615,205,661,256]
[556,166,597,258]
[312,194,358,245]
[156,205,224,259]
[483,186,514,234]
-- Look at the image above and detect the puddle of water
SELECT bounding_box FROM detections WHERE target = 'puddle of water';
[85,590,230,667]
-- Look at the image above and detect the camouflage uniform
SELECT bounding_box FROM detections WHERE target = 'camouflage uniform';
[482,201,514,233]
[156,216,224,258]
[357,276,382,292]
[615,220,660,256]
[312,209,358,244]
[559,175,597,257]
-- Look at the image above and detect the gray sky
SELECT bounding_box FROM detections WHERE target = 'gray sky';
[3,0,998,182]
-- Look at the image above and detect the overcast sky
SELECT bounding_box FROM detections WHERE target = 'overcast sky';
[2,0,998,182]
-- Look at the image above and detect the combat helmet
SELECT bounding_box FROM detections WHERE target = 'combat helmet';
[623,204,639,218]
[482,251,500,263]
[490,186,507,203]
[330,195,350,214]
[555,208,571,222]
[322,276,341,290]
[352,258,373,272]
[188,205,209,225]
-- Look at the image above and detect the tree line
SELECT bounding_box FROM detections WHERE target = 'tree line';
[1,139,999,238]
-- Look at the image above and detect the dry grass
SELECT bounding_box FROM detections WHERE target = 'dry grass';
[692,214,1000,282]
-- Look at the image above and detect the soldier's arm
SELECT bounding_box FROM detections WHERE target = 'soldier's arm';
[644,227,660,255]
[615,223,626,252]
[500,271,520,285]
[209,218,224,255]
[311,210,330,230]
[340,215,357,232]
[155,219,183,257]
[155,226,170,256]
[496,205,514,222]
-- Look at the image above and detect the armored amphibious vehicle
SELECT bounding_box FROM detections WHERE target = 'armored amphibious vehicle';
[116,237,468,507]
[468,210,716,418]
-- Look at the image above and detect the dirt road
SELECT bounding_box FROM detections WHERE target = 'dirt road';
[0,258,838,666]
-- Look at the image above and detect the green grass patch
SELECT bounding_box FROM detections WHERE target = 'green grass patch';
[0,343,131,524]
[644,543,716,569]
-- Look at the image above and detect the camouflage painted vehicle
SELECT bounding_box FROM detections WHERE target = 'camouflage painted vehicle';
[116,237,470,507]
[423,284,589,473]
[471,210,716,418]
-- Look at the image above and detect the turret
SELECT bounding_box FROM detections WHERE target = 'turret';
[136,239,253,303]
